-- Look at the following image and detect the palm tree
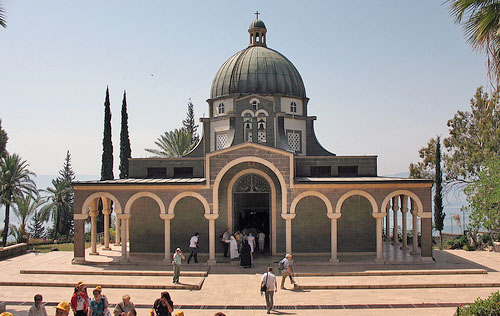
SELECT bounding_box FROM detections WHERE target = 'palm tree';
[0,2,6,28]
[448,0,500,87]
[0,153,37,246]
[40,178,71,241]
[12,195,42,243]
[145,128,195,157]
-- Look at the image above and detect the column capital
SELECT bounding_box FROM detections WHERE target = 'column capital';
[372,212,386,219]
[281,213,296,220]
[74,214,88,220]
[102,209,111,215]
[204,214,219,220]
[89,210,99,217]
[327,212,341,219]
[401,207,409,213]
[419,212,432,218]
[117,214,131,220]
[160,214,175,220]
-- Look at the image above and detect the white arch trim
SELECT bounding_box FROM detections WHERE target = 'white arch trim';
[241,109,255,117]
[290,191,333,214]
[168,191,210,215]
[213,156,288,215]
[380,190,424,216]
[124,192,166,215]
[255,109,269,117]
[81,192,122,215]
[335,190,378,214]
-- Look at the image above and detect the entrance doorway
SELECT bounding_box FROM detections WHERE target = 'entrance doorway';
[233,174,270,254]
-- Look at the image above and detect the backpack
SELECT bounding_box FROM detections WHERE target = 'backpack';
[278,258,285,271]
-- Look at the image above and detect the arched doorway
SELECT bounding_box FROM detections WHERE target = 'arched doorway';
[233,173,271,253]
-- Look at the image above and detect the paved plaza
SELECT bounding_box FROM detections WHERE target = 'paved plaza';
[2,245,500,316]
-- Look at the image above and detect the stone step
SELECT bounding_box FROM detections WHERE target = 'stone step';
[293,269,487,277]
[294,282,500,290]
[20,269,207,277]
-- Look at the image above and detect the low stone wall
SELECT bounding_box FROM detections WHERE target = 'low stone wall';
[493,242,500,253]
[0,243,28,260]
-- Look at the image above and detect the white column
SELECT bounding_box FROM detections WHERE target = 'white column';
[281,213,296,255]
[205,214,219,265]
[119,214,130,262]
[411,199,419,255]
[126,218,130,242]
[102,198,111,250]
[160,214,175,261]
[401,195,408,250]
[385,203,390,240]
[373,212,386,262]
[115,217,121,246]
[392,196,399,245]
[328,213,341,263]
[89,200,99,255]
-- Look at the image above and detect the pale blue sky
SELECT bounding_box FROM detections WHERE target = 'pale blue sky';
[0,0,487,179]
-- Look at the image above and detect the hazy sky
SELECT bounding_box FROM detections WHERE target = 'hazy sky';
[0,0,487,179]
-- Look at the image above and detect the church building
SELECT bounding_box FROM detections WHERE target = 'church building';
[72,16,434,264]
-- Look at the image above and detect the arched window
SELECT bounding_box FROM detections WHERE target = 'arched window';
[251,100,259,110]
[218,103,225,114]
[290,101,297,113]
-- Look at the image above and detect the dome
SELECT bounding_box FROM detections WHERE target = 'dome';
[249,19,266,30]
[210,46,306,99]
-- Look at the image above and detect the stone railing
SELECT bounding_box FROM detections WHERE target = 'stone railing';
[0,243,28,260]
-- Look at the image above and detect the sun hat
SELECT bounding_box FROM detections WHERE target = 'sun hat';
[174,311,184,316]
[56,301,71,313]
[0,313,13,316]
[77,281,84,287]
[95,286,102,292]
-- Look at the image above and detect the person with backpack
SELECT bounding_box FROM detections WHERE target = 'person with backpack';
[260,267,277,314]
[279,254,295,289]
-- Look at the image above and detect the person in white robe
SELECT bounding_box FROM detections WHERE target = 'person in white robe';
[227,236,239,260]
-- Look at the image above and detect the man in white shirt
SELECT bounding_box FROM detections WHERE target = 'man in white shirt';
[260,267,278,314]
[187,232,199,264]
[257,231,265,253]
[280,254,295,289]
[28,294,48,316]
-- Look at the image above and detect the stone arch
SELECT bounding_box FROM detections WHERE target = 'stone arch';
[227,168,278,254]
[213,156,288,215]
[335,190,377,214]
[380,190,424,216]
[124,192,166,215]
[290,191,333,214]
[241,109,255,117]
[168,191,210,215]
[255,109,269,117]
[81,192,122,216]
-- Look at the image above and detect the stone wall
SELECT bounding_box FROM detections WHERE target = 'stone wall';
[0,243,28,260]
[338,195,376,252]
[292,196,330,253]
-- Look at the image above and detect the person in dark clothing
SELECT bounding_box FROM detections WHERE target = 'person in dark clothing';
[153,291,173,316]
[240,239,252,268]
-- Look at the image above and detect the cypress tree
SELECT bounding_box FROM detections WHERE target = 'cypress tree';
[57,150,75,237]
[182,98,199,144]
[28,211,45,239]
[119,91,131,179]
[101,86,114,180]
[434,136,445,245]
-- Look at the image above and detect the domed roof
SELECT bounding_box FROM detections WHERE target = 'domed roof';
[210,46,306,99]
[249,19,266,30]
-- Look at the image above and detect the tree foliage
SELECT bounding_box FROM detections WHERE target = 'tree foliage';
[0,2,6,29]
[101,86,114,181]
[12,195,42,242]
[182,98,199,145]
[40,178,71,240]
[0,153,37,246]
[145,128,195,158]
[434,136,445,244]
[409,137,438,179]
[447,0,500,88]
[28,210,45,239]
[0,119,8,158]
[55,151,75,237]
[465,157,500,232]
[119,91,131,179]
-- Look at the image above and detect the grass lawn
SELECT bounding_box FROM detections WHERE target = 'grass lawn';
[31,242,91,252]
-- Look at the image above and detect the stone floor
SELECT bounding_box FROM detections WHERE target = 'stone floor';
[1,244,500,316]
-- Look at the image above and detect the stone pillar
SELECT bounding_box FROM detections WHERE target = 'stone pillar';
[119,214,130,262]
[385,203,390,240]
[392,196,399,245]
[420,215,433,260]
[327,213,341,263]
[73,216,87,263]
[89,199,99,255]
[115,216,121,246]
[160,214,175,261]
[102,198,111,250]
[400,195,408,250]
[205,214,219,265]
[281,213,296,255]
[410,199,419,255]
[373,212,386,262]
[126,218,130,242]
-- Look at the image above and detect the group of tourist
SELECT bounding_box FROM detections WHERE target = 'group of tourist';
[220,228,266,267]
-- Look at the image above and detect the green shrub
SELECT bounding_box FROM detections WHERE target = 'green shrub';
[457,291,500,315]
[481,233,494,246]
[447,235,469,249]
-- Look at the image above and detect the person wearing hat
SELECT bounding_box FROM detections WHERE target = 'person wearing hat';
[152,291,173,316]
[77,282,90,306]
[174,311,184,316]
[70,287,88,316]
[55,302,70,316]
[172,248,185,284]
[0,312,14,316]
[95,286,110,316]
[28,294,48,316]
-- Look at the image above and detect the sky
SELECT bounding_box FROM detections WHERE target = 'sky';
[0,0,488,182]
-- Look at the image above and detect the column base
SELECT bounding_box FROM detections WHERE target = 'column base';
[207,259,217,265]
[72,257,85,264]
[329,258,339,263]
[400,246,408,250]
[410,251,420,255]
[115,242,121,246]
[375,258,385,263]
[89,252,99,256]
[119,257,129,264]
[103,247,111,251]
[421,257,434,263]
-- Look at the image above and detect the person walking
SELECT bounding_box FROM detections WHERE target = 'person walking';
[29,294,48,316]
[221,228,230,257]
[257,231,265,253]
[260,267,278,314]
[152,291,174,316]
[187,232,199,264]
[246,232,256,254]
[280,254,296,289]
[240,239,251,268]
[70,287,88,316]
[172,248,185,284]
